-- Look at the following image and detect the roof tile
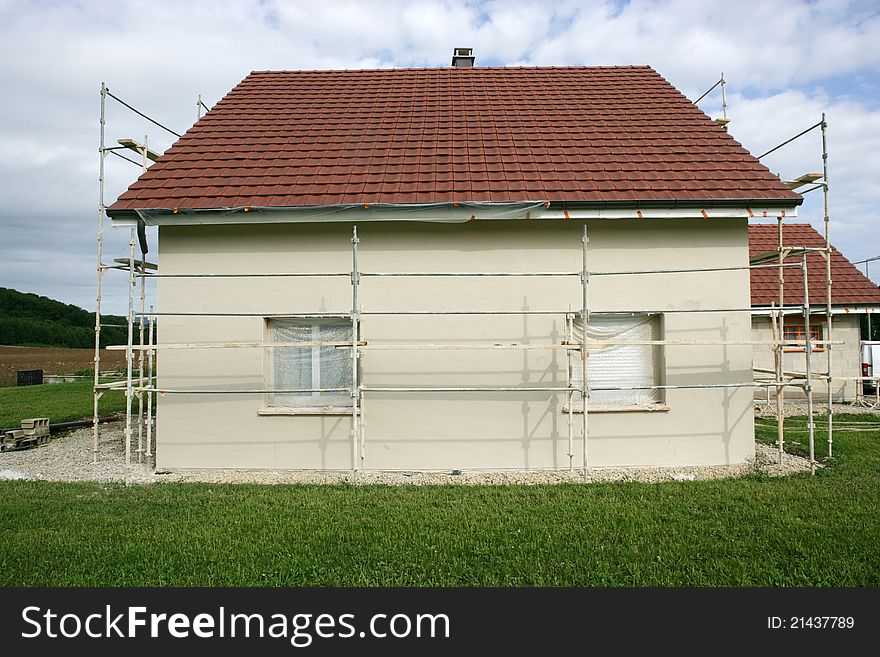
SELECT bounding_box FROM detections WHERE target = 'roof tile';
[749,224,880,306]
[108,66,802,213]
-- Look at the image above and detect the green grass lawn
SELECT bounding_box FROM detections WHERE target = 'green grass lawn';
[0,414,878,587]
[0,380,126,428]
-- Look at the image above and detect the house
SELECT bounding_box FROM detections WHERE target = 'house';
[106,60,803,471]
[749,223,880,401]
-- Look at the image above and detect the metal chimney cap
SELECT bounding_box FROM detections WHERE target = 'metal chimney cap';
[451,47,475,67]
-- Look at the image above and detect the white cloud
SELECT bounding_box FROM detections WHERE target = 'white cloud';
[530,0,880,94]
[719,89,880,262]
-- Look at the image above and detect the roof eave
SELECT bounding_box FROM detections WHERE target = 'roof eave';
[107,197,802,223]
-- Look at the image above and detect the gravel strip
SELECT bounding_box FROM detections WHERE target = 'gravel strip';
[0,423,156,484]
[0,419,832,486]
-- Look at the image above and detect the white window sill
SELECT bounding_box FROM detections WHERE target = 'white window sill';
[562,405,670,414]
[258,407,360,416]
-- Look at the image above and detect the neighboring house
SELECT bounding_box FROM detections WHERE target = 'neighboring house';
[749,223,880,401]
[107,62,802,471]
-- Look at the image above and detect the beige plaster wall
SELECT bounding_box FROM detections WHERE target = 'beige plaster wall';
[154,218,755,471]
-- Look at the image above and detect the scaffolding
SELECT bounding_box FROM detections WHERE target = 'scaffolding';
[753,114,834,472]
[93,83,843,477]
[93,83,180,465]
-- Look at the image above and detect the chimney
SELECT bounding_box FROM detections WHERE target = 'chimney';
[451,47,475,67]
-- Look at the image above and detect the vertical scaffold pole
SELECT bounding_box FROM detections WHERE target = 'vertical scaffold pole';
[137,262,145,463]
[146,304,155,459]
[802,253,816,475]
[360,386,367,466]
[566,313,574,470]
[770,300,780,404]
[776,216,785,463]
[125,229,136,468]
[93,82,107,464]
[821,113,833,458]
[581,225,590,478]
[720,72,728,122]
[351,225,361,472]
[136,136,148,464]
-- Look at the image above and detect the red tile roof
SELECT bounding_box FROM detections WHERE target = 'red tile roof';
[749,223,880,307]
[108,66,801,215]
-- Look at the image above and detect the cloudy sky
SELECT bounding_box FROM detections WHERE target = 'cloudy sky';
[1,0,878,314]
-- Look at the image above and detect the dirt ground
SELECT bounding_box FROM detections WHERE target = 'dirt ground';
[0,346,125,386]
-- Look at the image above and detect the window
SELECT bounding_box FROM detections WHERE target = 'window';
[782,323,824,351]
[266,318,353,410]
[568,314,664,410]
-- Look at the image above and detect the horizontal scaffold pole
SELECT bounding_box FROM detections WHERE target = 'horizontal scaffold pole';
[591,382,805,391]
[142,272,350,278]
[137,262,801,279]
[133,380,807,396]
[361,382,802,393]
[137,312,354,317]
[360,271,580,277]
[107,341,368,350]
[588,262,803,276]
[109,339,842,352]
[137,387,349,394]
[136,305,809,317]
[361,386,575,393]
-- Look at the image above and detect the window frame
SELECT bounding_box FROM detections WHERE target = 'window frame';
[564,312,668,413]
[782,322,825,352]
[261,316,357,415]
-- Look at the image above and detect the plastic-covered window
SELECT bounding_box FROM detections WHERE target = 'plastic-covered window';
[268,319,353,408]
[569,314,663,409]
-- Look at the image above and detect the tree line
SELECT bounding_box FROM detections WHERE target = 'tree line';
[0,287,131,348]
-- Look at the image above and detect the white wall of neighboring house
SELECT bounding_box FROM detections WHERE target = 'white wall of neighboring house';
[751,313,862,401]
[152,217,755,471]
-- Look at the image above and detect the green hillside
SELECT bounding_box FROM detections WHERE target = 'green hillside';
[0,287,128,348]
